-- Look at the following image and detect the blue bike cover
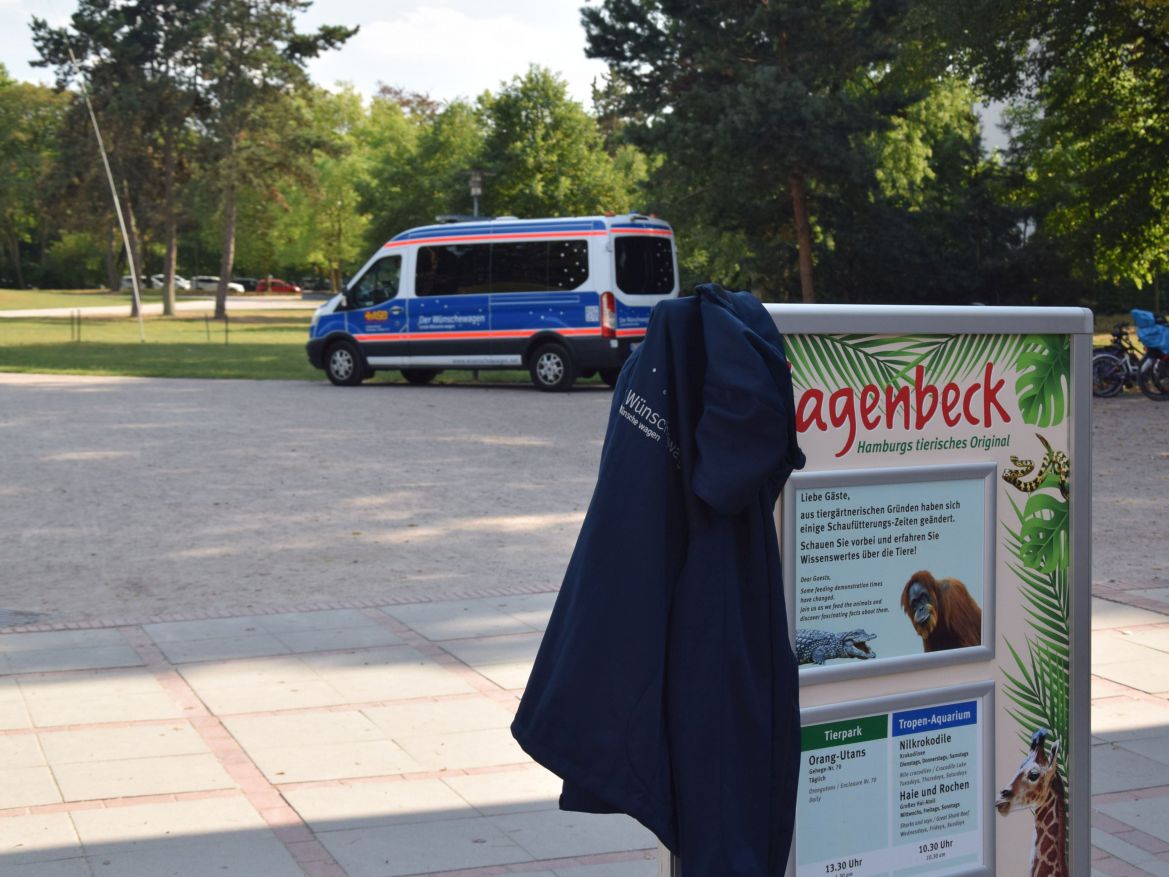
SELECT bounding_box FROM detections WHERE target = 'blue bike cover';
[1132,309,1169,351]
[512,283,806,876]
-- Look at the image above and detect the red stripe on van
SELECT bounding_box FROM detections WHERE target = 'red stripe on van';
[353,327,604,342]
[382,231,607,249]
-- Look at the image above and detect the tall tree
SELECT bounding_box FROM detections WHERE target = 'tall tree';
[0,66,70,289]
[32,0,207,313]
[928,0,1169,289]
[478,66,644,218]
[189,0,354,317]
[583,0,915,301]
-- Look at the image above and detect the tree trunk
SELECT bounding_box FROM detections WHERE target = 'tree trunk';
[104,223,119,292]
[122,178,143,318]
[789,170,816,303]
[162,139,178,317]
[215,175,237,320]
[4,233,24,290]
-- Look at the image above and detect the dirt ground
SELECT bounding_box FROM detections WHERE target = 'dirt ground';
[0,373,1166,626]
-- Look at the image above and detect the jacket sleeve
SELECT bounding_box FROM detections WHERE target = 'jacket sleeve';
[691,297,803,515]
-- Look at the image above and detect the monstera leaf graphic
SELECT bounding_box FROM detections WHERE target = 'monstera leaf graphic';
[1015,335,1070,427]
[1009,492,1069,574]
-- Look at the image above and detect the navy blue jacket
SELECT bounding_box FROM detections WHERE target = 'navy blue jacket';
[512,284,806,876]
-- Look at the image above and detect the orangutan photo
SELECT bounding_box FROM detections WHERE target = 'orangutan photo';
[901,570,983,652]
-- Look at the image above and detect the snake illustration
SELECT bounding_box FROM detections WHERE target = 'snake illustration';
[1002,433,1070,499]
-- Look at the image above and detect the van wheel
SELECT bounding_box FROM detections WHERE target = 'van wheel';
[402,369,439,385]
[530,342,576,392]
[599,368,621,388]
[325,341,364,386]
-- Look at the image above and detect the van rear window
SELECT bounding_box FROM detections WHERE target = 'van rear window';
[415,240,589,296]
[615,236,675,295]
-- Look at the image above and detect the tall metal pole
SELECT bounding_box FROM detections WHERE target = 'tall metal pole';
[68,47,146,342]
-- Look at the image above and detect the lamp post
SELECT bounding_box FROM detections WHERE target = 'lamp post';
[465,169,495,217]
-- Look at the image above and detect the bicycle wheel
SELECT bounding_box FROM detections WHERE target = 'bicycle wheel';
[1092,352,1126,398]
[1138,353,1169,400]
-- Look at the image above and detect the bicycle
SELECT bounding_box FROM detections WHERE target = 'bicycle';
[1131,309,1169,401]
[1092,323,1141,398]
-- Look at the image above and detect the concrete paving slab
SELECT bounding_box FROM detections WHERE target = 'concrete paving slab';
[1092,697,1169,741]
[241,739,421,784]
[1112,736,1169,768]
[143,617,274,643]
[152,634,291,664]
[0,859,93,877]
[440,634,542,689]
[256,610,389,635]
[1092,742,1169,793]
[272,627,402,654]
[0,733,46,767]
[1098,799,1169,844]
[1124,626,1169,654]
[1128,589,1169,608]
[3,646,143,675]
[0,813,81,865]
[83,834,304,877]
[386,598,545,642]
[223,710,388,749]
[52,753,234,801]
[39,723,208,764]
[1093,632,1169,665]
[393,727,528,772]
[0,630,130,653]
[1091,828,1169,875]
[490,809,656,861]
[299,647,476,702]
[362,698,515,738]
[442,765,562,816]
[1094,599,1169,631]
[0,766,63,809]
[553,860,658,877]
[1093,660,1169,694]
[284,778,474,831]
[69,796,269,853]
[17,670,184,727]
[317,815,532,877]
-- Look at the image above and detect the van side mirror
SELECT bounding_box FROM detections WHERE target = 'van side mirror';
[339,294,348,309]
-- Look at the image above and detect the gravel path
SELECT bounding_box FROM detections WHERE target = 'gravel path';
[0,374,611,624]
[1,373,1165,626]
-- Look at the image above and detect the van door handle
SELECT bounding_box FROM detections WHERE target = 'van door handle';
[389,306,404,315]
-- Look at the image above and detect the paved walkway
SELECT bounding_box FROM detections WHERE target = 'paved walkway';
[1,590,1166,877]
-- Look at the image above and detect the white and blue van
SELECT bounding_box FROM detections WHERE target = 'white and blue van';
[306,214,680,391]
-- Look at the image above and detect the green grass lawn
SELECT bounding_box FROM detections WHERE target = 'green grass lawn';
[0,288,189,310]
[0,312,322,380]
[0,311,599,385]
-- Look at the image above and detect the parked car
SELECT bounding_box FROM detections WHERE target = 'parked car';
[149,273,192,290]
[255,277,302,294]
[232,277,258,292]
[191,275,244,293]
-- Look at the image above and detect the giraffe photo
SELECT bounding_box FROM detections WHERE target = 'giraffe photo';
[995,728,1068,877]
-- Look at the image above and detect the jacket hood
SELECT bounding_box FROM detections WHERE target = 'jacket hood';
[690,283,806,514]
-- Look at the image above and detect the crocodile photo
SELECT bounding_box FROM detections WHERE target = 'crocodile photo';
[796,628,878,665]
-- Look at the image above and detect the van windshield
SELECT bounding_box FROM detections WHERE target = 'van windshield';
[615,236,675,295]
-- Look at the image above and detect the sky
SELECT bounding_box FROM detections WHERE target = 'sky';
[0,0,611,105]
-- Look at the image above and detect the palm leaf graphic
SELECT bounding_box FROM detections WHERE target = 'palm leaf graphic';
[786,333,1029,392]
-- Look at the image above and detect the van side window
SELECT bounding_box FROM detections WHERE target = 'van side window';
[490,240,589,292]
[416,240,589,296]
[615,236,674,295]
[416,244,490,296]
[347,256,401,309]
